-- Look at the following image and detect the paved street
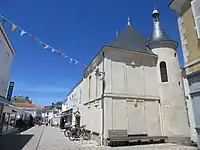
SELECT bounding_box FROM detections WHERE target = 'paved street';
[0,126,198,150]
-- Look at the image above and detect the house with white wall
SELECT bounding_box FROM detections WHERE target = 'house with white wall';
[0,24,15,97]
[65,9,190,145]
[0,23,15,130]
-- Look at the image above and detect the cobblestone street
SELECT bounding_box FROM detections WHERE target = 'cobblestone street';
[0,126,198,150]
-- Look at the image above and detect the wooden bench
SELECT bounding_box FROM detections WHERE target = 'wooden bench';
[107,130,129,146]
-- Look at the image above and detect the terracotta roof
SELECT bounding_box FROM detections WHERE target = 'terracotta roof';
[12,102,42,109]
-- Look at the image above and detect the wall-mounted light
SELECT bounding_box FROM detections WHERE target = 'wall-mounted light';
[133,99,138,107]
[95,68,105,77]
[131,61,136,66]
[95,68,101,76]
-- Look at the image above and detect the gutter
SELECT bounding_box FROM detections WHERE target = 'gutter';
[101,51,105,145]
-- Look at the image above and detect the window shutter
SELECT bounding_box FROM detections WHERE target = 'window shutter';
[191,0,200,39]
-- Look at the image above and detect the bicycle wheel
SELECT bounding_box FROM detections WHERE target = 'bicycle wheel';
[64,129,70,137]
[83,132,90,140]
[64,130,68,137]
[68,131,76,141]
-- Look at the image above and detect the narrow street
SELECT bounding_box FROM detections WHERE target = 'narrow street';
[0,126,197,150]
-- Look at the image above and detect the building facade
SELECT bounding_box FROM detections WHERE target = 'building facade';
[0,24,15,97]
[169,0,200,145]
[0,23,15,133]
[63,10,190,145]
[11,96,42,118]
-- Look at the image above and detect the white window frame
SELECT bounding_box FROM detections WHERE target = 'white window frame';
[191,0,200,39]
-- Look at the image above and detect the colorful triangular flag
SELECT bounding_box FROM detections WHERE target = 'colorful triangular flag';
[44,45,49,49]
[75,60,78,64]
[69,58,73,63]
[30,35,36,39]
[12,24,17,31]
[1,18,7,24]
[58,52,62,56]
[38,41,43,45]
[20,30,26,36]
[52,48,56,53]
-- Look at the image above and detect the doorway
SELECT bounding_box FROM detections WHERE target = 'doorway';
[75,111,81,127]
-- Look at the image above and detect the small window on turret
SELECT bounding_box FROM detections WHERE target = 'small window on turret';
[174,53,176,57]
[160,61,168,82]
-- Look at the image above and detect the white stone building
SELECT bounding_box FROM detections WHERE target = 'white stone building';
[0,23,15,131]
[63,10,190,145]
[0,24,15,97]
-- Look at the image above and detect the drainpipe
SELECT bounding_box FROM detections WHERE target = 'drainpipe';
[101,52,105,145]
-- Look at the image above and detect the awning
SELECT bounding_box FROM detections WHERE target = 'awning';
[61,108,73,116]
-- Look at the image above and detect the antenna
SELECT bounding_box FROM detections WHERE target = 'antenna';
[128,16,131,26]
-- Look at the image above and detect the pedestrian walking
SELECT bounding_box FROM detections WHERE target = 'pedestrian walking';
[16,117,25,134]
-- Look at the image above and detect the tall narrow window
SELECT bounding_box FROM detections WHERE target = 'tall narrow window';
[160,61,168,82]
[89,76,91,100]
[79,89,82,104]
[96,75,99,98]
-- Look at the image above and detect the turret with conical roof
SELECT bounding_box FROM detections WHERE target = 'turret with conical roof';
[147,9,190,140]
[147,9,177,50]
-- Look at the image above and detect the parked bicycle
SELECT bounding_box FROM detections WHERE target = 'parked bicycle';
[67,125,90,141]
[64,126,72,137]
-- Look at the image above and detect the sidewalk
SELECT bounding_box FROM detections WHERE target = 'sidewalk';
[0,126,198,150]
[1,125,18,135]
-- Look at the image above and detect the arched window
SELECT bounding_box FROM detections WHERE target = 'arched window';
[160,61,168,82]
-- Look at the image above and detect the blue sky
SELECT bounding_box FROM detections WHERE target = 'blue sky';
[1,0,182,106]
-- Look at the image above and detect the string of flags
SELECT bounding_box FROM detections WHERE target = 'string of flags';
[0,15,88,69]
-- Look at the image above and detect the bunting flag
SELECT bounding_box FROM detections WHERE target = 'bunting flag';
[30,35,36,39]
[58,52,62,56]
[12,24,17,31]
[2,18,7,24]
[20,30,26,36]
[52,48,56,53]
[38,41,43,45]
[44,45,49,49]
[69,58,73,63]
[0,14,87,70]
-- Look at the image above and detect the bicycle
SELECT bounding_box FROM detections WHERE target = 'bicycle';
[64,126,72,137]
[68,125,90,141]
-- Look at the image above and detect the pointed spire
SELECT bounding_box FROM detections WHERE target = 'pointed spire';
[148,9,169,43]
[147,8,177,50]
[128,16,131,26]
